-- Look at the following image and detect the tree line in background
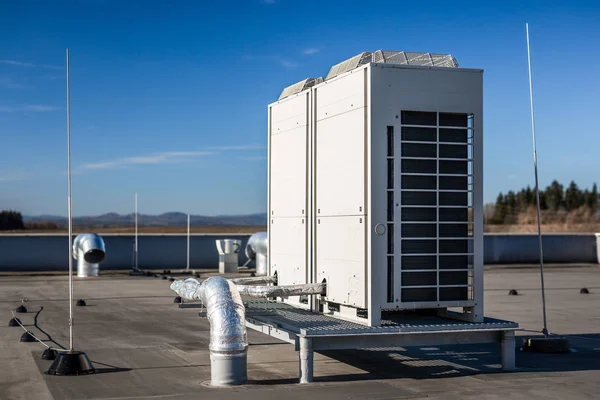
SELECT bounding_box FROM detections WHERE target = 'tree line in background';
[0,211,58,231]
[488,180,598,225]
[0,210,25,230]
[2,181,600,230]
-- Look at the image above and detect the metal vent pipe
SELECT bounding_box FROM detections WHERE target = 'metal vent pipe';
[245,232,268,276]
[171,277,248,386]
[236,282,326,298]
[72,233,106,277]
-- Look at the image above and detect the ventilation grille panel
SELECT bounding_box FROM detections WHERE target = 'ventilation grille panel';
[395,111,475,304]
[278,77,324,100]
[326,50,459,80]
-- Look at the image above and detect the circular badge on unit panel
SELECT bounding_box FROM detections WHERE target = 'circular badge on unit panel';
[374,223,386,235]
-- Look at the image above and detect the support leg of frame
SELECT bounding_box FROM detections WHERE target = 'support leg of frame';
[501,330,516,371]
[299,336,313,384]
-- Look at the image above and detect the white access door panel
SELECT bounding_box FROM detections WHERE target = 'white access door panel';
[315,71,366,217]
[271,93,309,134]
[270,217,307,306]
[316,216,366,308]
[315,70,366,120]
[270,131,308,217]
[269,94,309,218]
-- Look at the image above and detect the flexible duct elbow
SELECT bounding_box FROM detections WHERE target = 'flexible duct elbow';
[245,232,268,276]
[171,277,247,386]
[201,277,247,355]
[73,233,106,277]
[244,232,267,260]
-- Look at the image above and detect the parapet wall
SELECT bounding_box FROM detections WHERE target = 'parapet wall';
[0,234,251,271]
[0,233,598,271]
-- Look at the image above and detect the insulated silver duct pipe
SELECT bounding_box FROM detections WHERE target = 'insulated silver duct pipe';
[171,276,279,303]
[230,276,277,286]
[245,232,268,276]
[236,282,326,299]
[72,233,106,277]
[171,277,247,386]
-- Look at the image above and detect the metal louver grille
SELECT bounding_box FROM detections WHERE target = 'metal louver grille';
[279,77,324,100]
[325,52,372,81]
[326,50,459,80]
[387,126,395,303]
[397,111,475,305]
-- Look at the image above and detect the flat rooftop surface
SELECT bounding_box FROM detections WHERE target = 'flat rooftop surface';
[1,267,599,400]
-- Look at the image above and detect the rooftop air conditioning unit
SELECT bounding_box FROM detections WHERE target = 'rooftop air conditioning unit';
[268,50,482,326]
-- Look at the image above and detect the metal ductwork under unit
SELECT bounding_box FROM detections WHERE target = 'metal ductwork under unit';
[236,282,325,299]
[244,232,268,276]
[230,275,277,286]
[170,275,325,385]
[171,277,248,386]
[73,233,106,277]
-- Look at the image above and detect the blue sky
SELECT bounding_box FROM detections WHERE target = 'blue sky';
[1,0,599,216]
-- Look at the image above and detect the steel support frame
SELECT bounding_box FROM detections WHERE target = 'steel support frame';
[246,317,517,384]
[297,329,516,384]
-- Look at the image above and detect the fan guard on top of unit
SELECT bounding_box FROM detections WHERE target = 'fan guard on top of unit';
[325,50,459,80]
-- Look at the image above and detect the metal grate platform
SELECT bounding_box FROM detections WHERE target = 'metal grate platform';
[244,300,518,336]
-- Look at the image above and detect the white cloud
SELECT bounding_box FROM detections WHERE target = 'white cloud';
[0,172,31,182]
[243,54,297,69]
[0,105,60,112]
[207,145,265,151]
[279,59,297,69]
[83,151,213,170]
[25,105,59,111]
[81,144,265,171]
[303,48,320,55]
[242,156,267,161]
[0,60,34,67]
[0,59,62,70]
[4,83,28,89]
[0,77,30,89]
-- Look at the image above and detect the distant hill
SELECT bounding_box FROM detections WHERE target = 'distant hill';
[23,212,267,228]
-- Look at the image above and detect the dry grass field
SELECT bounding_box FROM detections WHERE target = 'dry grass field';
[485,223,599,233]
[484,223,600,233]
[3,226,267,234]
[485,207,599,233]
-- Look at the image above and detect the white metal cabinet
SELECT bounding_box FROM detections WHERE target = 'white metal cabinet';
[269,60,484,326]
[369,65,483,323]
[268,90,312,308]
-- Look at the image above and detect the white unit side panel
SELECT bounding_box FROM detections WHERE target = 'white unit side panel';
[316,70,366,121]
[316,215,366,308]
[370,65,483,115]
[270,128,308,217]
[270,217,307,307]
[271,94,308,134]
[369,65,483,316]
[315,109,366,216]
[269,94,309,218]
